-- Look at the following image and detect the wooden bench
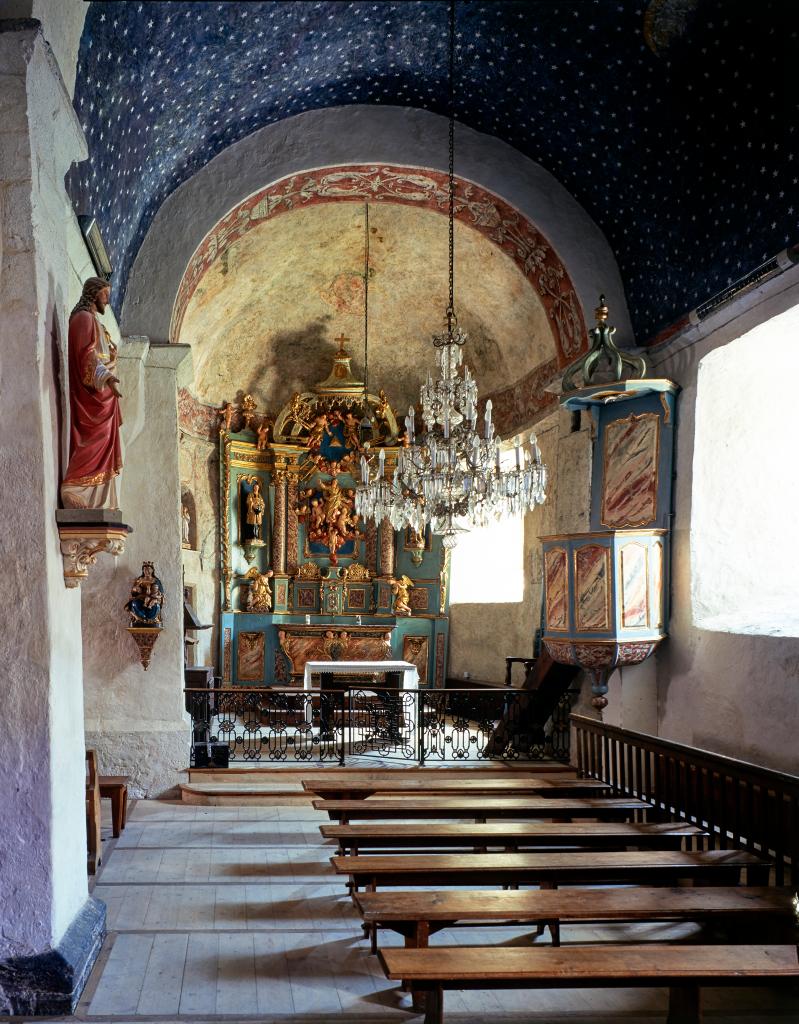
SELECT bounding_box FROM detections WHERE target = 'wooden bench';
[332,849,772,894]
[99,775,129,838]
[313,796,650,825]
[85,750,102,874]
[321,820,705,856]
[378,944,799,1024]
[357,885,794,952]
[303,777,610,800]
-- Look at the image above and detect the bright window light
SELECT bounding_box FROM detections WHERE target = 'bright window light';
[691,302,799,636]
[449,514,524,605]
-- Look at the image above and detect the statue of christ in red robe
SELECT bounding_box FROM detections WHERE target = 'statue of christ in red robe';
[60,277,123,510]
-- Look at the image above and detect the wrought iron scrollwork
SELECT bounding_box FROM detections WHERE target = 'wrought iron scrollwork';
[185,685,574,766]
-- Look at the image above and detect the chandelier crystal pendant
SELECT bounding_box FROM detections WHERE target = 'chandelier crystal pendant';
[355,0,548,546]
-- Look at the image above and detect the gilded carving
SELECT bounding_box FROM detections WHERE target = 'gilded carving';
[58,526,128,589]
[343,562,371,582]
[295,476,362,566]
[223,626,232,681]
[278,627,392,677]
[286,475,299,573]
[296,562,321,580]
[402,635,429,685]
[435,633,446,687]
[390,575,414,616]
[237,631,265,682]
[242,566,274,612]
[220,435,232,610]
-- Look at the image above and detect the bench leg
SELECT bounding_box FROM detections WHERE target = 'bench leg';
[110,790,123,838]
[667,984,701,1024]
[422,983,444,1024]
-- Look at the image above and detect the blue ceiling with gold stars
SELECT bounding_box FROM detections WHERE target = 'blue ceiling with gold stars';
[67,0,797,342]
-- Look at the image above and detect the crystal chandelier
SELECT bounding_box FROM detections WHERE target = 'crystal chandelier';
[355,0,547,546]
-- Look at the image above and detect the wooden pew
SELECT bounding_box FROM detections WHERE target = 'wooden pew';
[313,796,650,825]
[378,944,799,1024]
[357,885,794,952]
[303,777,610,800]
[321,820,705,856]
[85,749,102,874]
[332,849,772,894]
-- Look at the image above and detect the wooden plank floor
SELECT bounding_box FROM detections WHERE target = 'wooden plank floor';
[53,798,799,1022]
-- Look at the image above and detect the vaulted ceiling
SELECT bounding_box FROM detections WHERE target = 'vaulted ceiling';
[68,0,796,342]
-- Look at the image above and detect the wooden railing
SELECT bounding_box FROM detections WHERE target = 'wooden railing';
[572,714,799,886]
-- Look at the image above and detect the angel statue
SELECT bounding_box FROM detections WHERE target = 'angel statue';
[245,568,274,613]
[390,575,414,616]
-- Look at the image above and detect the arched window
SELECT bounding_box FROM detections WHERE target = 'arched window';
[691,302,799,637]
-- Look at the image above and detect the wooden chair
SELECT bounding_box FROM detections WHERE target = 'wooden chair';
[85,750,102,874]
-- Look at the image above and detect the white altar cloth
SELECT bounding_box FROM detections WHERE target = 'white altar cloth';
[303,659,419,690]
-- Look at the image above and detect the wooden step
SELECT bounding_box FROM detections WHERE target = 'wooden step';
[181,763,577,804]
[179,781,311,805]
[186,761,573,784]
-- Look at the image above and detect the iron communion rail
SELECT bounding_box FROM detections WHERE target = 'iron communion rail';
[185,685,574,767]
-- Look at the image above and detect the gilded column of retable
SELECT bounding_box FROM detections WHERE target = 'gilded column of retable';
[379,516,395,578]
[272,470,287,574]
[286,474,299,574]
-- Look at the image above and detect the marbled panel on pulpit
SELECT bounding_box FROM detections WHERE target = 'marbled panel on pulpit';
[544,547,568,630]
[601,413,660,528]
[574,544,611,632]
[651,540,663,628]
[620,543,649,628]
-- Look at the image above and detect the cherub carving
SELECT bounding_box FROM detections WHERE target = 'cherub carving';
[256,416,273,450]
[218,401,236,432]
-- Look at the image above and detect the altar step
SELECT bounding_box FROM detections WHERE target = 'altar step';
[180,762,574,805]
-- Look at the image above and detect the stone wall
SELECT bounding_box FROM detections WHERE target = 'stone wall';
[0,15,92,983]
[606,269,799,773]
[180,431,220,669]
[81,341,193,798]
[448,409,592,683]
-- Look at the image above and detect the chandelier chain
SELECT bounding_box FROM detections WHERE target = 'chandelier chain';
[363,201,369,391]
[447,0,455,320]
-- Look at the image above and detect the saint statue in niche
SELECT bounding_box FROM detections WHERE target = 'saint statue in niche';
[60,277,123,510]
[125,562,164,627]
[246,480,266,540]
[181,504,191,548]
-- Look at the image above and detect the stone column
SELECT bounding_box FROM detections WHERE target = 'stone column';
[82,341,193,797]
[0,20,104,1013]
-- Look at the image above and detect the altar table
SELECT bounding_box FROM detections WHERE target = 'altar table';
[303,660,419,689]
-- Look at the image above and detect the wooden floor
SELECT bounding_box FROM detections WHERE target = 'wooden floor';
[55,799,799,1022]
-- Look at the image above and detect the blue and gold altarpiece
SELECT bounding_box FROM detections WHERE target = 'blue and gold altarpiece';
[217,341,450,687]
